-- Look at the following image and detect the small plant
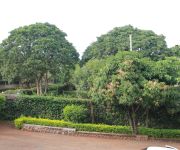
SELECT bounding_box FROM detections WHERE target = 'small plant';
[63,105,88,123]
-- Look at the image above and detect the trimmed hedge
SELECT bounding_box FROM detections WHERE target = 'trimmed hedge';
[1,95,92,120]
[14,117,180,139]
[14,117,131,134]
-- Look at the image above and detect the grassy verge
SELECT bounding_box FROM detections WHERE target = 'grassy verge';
[14,116,180,139]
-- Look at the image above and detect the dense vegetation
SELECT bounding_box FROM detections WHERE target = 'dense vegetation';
[63,105,88,123]
[0,23,79,95]
[81,25,167,63]
[0,24,180,136]
[15,117,180,139]
[0,95,92,121]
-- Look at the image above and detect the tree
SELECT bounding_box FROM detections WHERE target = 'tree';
[90,51,179,134]
[0,23,79,95]
[73,59,105,92]
[81,25,167,63]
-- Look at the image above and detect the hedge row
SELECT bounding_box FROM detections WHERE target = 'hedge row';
[14,117,180,139]
[15,117,131,134]
[1,95,92,120]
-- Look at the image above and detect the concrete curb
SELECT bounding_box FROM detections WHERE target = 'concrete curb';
[22,124,180,143]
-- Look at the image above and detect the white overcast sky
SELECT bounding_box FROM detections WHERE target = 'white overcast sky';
[0,0,180,56]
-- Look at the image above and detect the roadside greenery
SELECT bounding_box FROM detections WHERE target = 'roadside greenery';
[0,24,180,137]
[14,117,180,139]
[0,95,5,112]
[0,95,92,120]
[74,51,180,134]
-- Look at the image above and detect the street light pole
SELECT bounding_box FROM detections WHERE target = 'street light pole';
[129,34,132,51]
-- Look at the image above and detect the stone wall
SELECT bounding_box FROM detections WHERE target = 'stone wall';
[22,124,148,140]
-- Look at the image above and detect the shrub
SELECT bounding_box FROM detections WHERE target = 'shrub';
[63,105,88,123]
[0,95,5,111]
[14,116,180,139]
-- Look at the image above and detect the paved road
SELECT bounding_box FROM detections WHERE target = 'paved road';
[0,122,179,150]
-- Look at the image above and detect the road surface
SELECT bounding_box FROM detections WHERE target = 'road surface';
[0,122,179,150]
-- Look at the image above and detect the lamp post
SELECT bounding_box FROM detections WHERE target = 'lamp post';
[129,34,132,51]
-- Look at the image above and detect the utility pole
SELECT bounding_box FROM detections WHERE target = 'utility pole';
[129,34,132,51]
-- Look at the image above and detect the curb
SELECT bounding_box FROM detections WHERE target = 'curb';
[22,124,180,143]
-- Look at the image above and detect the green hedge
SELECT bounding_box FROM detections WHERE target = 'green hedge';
[14,117,131,134]
[14,117,180,139]
[1,95,92,120]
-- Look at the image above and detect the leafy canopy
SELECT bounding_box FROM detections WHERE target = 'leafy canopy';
[82,25,167,63]
[0,23,79,83]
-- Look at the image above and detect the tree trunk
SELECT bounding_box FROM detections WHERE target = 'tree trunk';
[36,79,43,95]
[36,79,40,95]
[128,106,138,135]
[90,101,95,123]
[39,79,42,95]
[44,72,48,94]
[145,109,149,127]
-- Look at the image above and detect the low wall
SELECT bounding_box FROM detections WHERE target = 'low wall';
[22,124,148,140]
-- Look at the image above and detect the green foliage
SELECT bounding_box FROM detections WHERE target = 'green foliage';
[45,83,76,96]
[88,51,180,134]
[2,89,34,95]
[1,95,91,120]
[62,91,89,99]
[0,95,5,112]
[139,127,180,139]
[14,117,180,138]
[0,23,79,95]
[82,25,167,63]
[14,116,132,134]
[63,105,88,123]
[73,59,106,93]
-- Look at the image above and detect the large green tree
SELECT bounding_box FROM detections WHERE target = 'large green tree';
[82,25,167,63]
[0,23,79,95]
[90,51,179,134]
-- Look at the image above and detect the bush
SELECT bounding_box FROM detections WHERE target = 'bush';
[14,116,180,139]
[1,95,92,120]
[63,105,88,123]
[0,95,5,111]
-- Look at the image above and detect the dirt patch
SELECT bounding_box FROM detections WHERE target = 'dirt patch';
[0,121,179,150]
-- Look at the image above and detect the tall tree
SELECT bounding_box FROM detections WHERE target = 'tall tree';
[0,23,79,95]
[82,25,167,64]
[90,51,179,134]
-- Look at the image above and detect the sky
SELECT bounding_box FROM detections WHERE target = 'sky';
[0,0,180,57]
